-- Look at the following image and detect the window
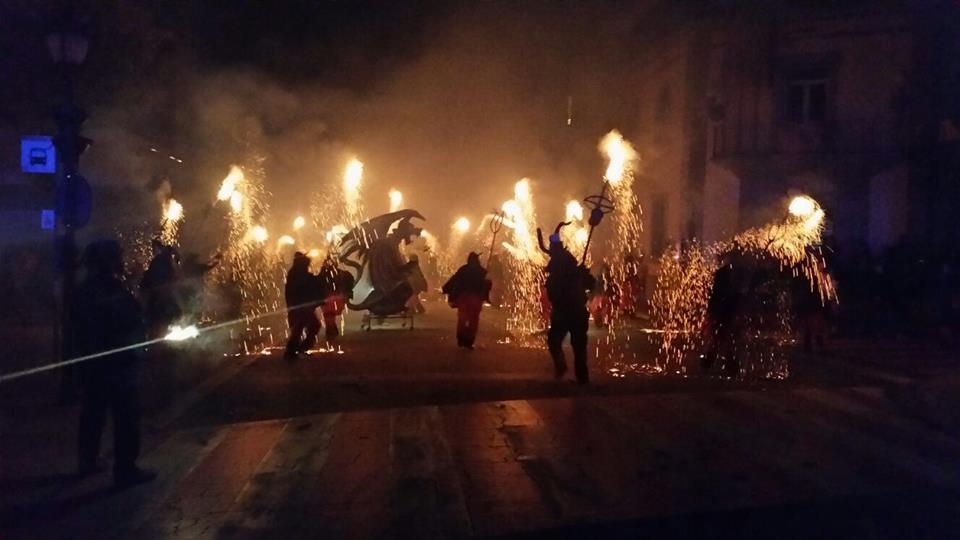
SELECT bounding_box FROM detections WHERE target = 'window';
[786,77,828,124]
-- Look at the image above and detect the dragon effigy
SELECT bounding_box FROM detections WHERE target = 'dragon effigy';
[336,209,425,316]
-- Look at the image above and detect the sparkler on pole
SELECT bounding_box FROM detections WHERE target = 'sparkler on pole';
[580,183,615,265]
[486,210,505,266]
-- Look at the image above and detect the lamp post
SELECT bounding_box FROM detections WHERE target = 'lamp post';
[47,20,89,403]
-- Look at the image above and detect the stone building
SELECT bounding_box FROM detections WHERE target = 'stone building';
[627,0,960,259]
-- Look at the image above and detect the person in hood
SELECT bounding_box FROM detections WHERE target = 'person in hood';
[74,239,156,488]
[284,252,321,359]
[442,252,491,349]
[543,227,596,384]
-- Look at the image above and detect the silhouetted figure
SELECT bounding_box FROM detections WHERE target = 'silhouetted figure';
[284,252,321,359]
[442,252,491,349]
[139,239,182,338]
[73,240,156,488]
[317,256,353,343]
[487,254,505,307]
[704,251,744,377]
[544,232,595,384]
[179,252,220,320]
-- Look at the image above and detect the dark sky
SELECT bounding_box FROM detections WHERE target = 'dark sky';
[3,1,647,248]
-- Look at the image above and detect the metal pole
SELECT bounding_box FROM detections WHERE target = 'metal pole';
[580,181,609,266]
[55,64,84,403]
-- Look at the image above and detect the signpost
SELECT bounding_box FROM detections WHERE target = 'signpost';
[41,209,56,230]
[21,136,57,174]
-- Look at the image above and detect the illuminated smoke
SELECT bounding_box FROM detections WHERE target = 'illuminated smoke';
[389,189,403,212]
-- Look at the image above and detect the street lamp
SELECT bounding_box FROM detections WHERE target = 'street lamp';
[47,19,89,403]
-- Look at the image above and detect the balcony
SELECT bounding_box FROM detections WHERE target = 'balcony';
[711,116,904,159]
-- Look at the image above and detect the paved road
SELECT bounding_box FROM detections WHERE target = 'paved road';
[8,387,960,538]
[3,303,959,538]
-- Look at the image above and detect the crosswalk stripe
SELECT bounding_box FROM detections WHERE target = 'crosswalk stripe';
[441,401,555,536]
[216,413,342,535]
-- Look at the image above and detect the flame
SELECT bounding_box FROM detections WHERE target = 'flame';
[229,191,243,214]
[325,224,348,244]
[278,235,295,246]
[599,130,638,184]
[575,227,589,244]
[164,324,199,341]
[307,248,321,258]
[454,216,471,234]
[514,178,532,202]
[218,166,244,201]
[788,195,816,218]
[163,198,184,222]
[501,200,521,218]
[389,189,403,212]
[565,200,583,222]
[249,225,268,243]
[293,216,306,230]
[344,158,363,192]
[343,158,364,224]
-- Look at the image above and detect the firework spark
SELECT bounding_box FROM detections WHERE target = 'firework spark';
[160,198,184,245]
[217,166,244,201]
[594,130,643,368]
[343,158,364,225]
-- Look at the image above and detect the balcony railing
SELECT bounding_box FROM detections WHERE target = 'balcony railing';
[711,116,905,158]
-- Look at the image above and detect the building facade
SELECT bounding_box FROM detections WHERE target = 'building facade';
[628,0,960,260]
